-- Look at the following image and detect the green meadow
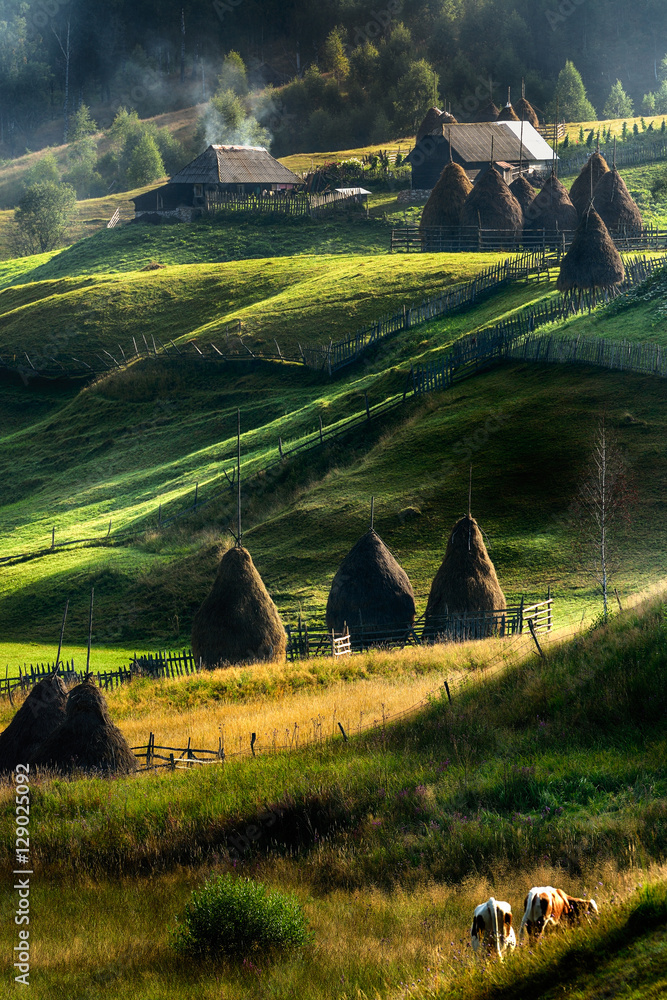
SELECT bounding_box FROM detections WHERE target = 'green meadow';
[0,155,667,1000]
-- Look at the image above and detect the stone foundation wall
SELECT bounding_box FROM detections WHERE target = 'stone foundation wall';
[397,189,431,204]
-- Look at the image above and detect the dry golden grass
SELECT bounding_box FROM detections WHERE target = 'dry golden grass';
[101,634,530,754]
[18,854,666,999]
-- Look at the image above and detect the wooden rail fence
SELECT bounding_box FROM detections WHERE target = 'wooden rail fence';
[391,224,667,254]
[412,254,667,393]
[3,251,553,384]
[285,599,553,659]
[3,253,665,564]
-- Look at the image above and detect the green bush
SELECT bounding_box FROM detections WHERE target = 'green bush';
[173,874,309,958]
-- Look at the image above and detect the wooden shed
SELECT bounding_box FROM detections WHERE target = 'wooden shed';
[132,144,303,222]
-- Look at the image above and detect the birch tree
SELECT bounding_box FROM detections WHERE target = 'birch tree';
[577,418,633,619]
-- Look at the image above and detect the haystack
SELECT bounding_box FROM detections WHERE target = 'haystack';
[191,545,286,667]
[29,680,136,774]
[497,102,519,122]
[423,515,506,638]
[460,166,523,236]
[440,111,458,125]
[569,152,610,218]
[474,100,500,123]
[557,208,625,295]
[0,674,67,772]
[417,107,445,142]
[509,175,538,219]
[593,168,642,232]
[326,528,415,635]
[515,97,539,128]
[524,172,578,238]
[420,161,473,236]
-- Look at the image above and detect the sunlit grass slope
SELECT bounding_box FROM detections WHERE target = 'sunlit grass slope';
[0,252,504,358]
[0,359,664,647]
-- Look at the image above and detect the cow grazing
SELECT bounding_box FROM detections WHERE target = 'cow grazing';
[519,886,599,941]
[471,897,516,960]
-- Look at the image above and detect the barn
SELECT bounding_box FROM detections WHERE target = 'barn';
[132,144,304,222]
[408,122,555,193]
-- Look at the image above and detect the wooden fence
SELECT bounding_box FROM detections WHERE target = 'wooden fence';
[412,254,667,394]
[285,598,553,659]
[558,135,667,177]
[391,224,667,254]
[130,649,200,679]
[0,660,79,699]
[0,649,201,699]
[3,252,664,564]
[204,189,367,219]
[3,250,553,385]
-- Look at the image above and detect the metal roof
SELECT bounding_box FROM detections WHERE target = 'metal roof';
[500,122,556,161]
[412,122,555,164]
[170,145,302,185]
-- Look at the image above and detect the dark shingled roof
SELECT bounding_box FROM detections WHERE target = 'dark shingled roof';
[170,145,302,186]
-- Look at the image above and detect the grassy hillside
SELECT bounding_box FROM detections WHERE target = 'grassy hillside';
[0,251,507,358]
[0,596,665,999]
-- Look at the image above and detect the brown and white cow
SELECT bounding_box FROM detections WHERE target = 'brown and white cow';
[471,897,516,960]
[519,886,599,941]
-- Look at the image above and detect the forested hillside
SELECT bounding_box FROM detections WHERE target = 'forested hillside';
[2,0,667,158]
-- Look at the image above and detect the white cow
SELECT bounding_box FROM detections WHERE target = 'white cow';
[471,897,516,961]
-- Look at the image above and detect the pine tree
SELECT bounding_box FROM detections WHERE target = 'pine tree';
[603,79,634,119]
[550,61,597,122]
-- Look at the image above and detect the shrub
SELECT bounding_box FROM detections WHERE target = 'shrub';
[173,874,309,959]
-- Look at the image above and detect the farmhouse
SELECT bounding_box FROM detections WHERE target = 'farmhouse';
[408,121,555,192]
[132,144,304,222]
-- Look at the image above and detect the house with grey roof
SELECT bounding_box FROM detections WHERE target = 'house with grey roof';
[408,122,556,192]
[132,144,303,221]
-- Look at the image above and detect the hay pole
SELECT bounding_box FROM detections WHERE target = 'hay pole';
[86,587,94,675]
[54,599,69,674]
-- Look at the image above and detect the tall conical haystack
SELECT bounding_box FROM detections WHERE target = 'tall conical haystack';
[423,515,506,639]
[569,152,610,218]
[474,100,500,123]
[326,528,415,635]
[509,175,538,219]
[420,161,473,237]
[593,167,643,232]
[524,172,578,237]
[0,674,67,772]
[557,208,625,295]
[191,546,286,667]
[417,107,444,142]
[460,166,523,236]
[515,97,539,128]
[29,680,136,775]
[497,102,519,121]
